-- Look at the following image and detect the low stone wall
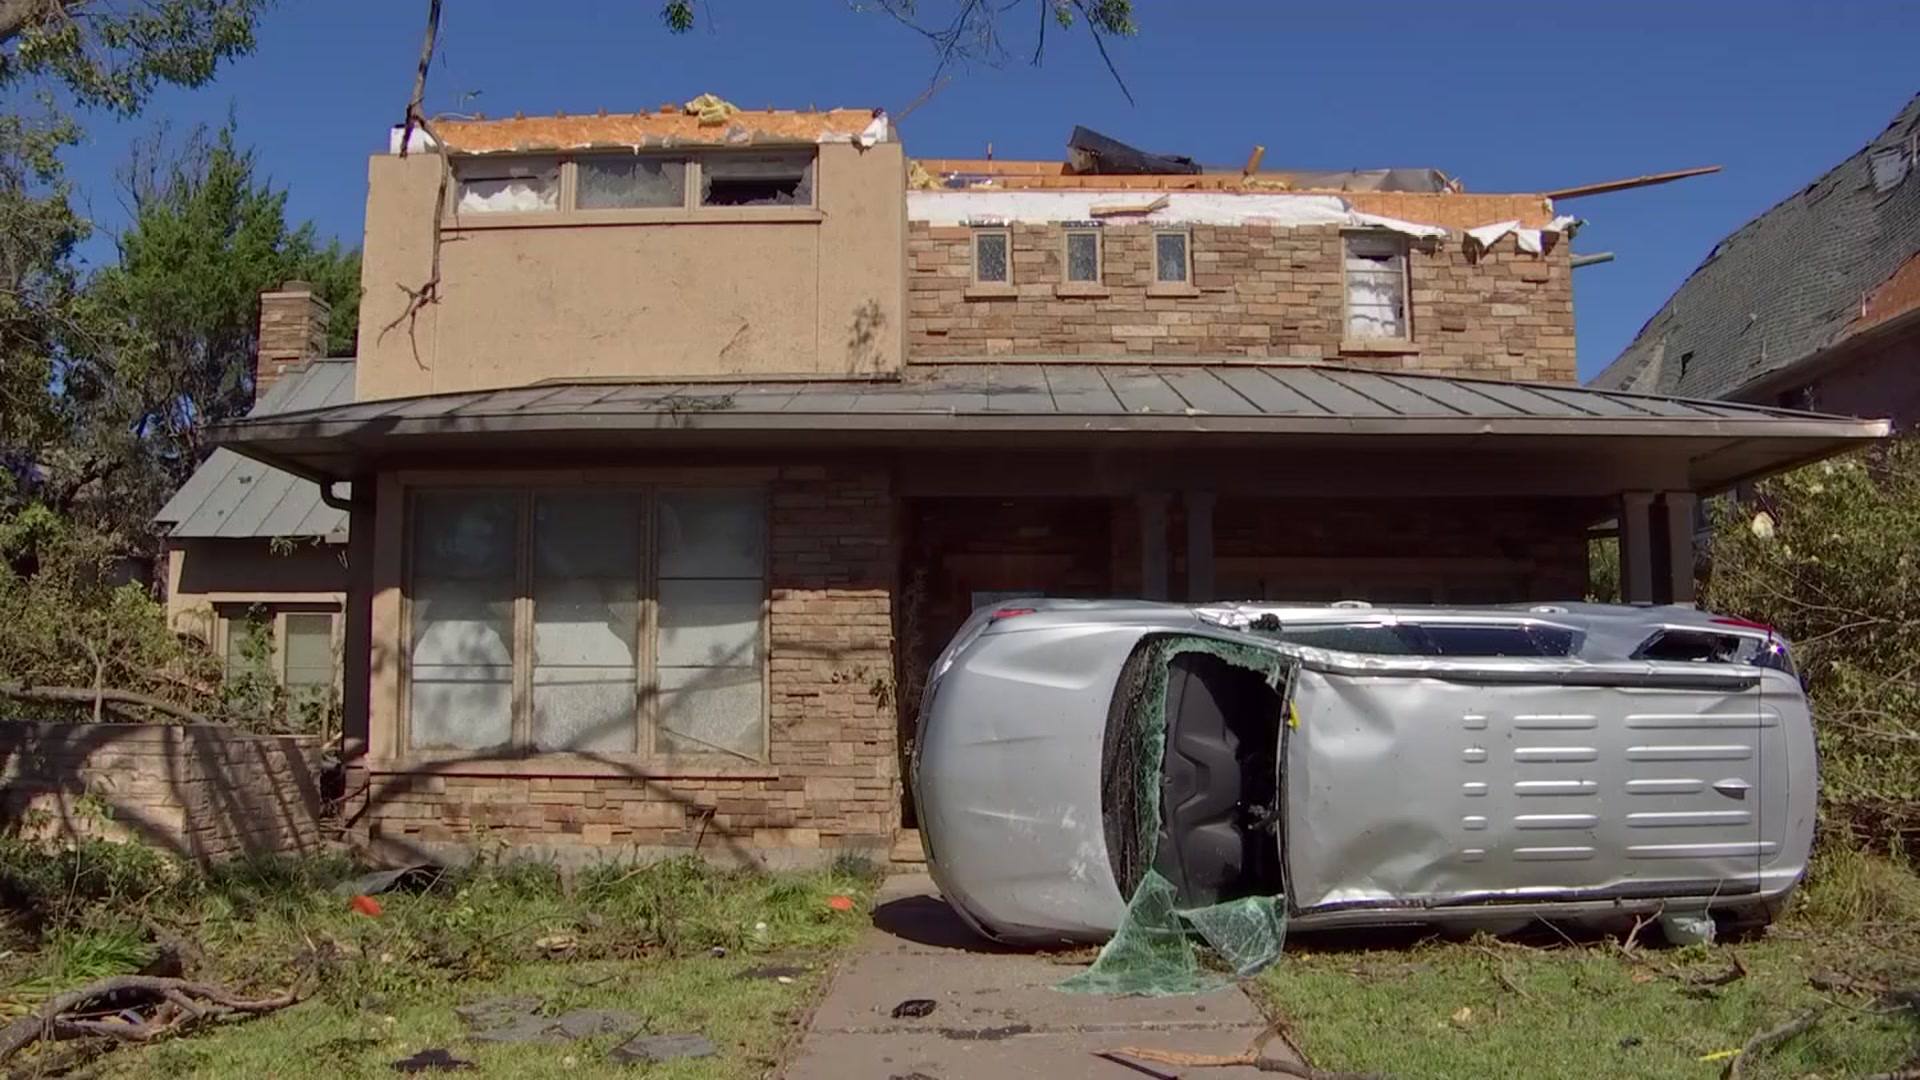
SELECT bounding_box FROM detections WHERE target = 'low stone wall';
[0,722,327,862]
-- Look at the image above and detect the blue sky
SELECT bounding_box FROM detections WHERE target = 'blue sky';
[54,0,1920,382]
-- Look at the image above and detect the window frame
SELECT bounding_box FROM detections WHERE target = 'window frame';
[398,484,772,766]
[446,149,820,224]
[1063,228,1103,285]
[971,227,1012,286]
[1152,228,1192,285]
[1342,230,1413,342]
[217,607,341,686]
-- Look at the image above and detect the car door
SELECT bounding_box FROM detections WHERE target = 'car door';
[1283,653,1782,913]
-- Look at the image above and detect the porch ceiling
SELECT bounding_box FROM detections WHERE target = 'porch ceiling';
[210,361,1888,495]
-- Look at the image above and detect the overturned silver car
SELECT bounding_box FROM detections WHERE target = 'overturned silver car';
[912,600,1813,945]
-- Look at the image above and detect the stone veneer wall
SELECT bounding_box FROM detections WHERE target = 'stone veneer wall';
[906,222,1575,382]
[0,722,326,862]
[357,464,898,869]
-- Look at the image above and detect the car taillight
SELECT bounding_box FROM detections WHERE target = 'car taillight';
[991,607,1036,620]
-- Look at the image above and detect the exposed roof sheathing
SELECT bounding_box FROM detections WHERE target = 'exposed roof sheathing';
[434,108,881,153]
[1592,93,1920,397]
[156,359,355,541]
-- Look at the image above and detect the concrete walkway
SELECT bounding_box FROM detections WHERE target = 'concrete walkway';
[784,873,1281,1080]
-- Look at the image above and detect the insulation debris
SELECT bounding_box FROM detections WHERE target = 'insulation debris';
[910,190,1451,239]
[683,93,740,126]
[1465,214,1581,255]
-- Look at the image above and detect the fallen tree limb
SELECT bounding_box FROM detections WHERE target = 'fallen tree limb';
[1722,1007,1826,1080]
[0,976,299,1064]
[0,684,208,724]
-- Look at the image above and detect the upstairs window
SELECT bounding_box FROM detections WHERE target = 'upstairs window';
[577,157,686,209]
[699,151,815,207]
[973,229,1011,284]
[1345,233,1410,339]
[1154,230,1190,283]
[454,157,559,213]
[1065,229,1102,283]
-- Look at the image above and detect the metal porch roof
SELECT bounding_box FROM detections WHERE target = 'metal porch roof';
[157,358,355,541]
[212,361,1888,493]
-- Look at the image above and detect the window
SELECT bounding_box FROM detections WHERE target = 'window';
[284,613,336,716]
[577,157,686,209]
[447,151,819,216]
[1344,233,1410,338]
[1065,229,1102,283]
[1262,621,1576,657]
[699,151,814,207]
[1154,231,1190,283]
[223,611,273,680]
[973,229,1010,284]
[406,487,768,760]
[454,158,560,214]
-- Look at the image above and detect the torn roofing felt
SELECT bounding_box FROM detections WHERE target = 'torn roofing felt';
[1591,92,1920,399]
[1067,126,1202,176]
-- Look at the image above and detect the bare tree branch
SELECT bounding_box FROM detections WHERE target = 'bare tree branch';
[0,682,209,723]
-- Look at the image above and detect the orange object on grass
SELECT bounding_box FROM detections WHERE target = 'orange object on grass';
[350,894,383,917]
[827,895,855,912]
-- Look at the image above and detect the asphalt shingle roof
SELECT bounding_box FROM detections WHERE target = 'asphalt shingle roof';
[155,358,354,540]
[1590,94,1920,399]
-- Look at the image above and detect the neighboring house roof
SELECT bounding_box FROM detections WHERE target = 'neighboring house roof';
[211,361,1886,495]
[1591,93,1920,398]
[155,358,355,541]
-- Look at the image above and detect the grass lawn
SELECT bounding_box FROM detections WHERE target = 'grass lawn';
[1252,849,1920,1080]
[0,842,879,1079]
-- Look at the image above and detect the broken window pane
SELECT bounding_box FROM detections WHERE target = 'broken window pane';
[1155,232,1189,282]
[975,231,1009,283]
[1066,231,1101,283]
[654,490,765,759]
[1345,233,1409,338]
[699,151,815,206]
[409,493,516,750]
[532,495,640,753]
[577,158,686,209]
[454,158,559,213]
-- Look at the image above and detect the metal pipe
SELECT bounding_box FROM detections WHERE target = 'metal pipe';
[1572,252,1617,268]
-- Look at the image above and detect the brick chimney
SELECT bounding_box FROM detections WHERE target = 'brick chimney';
[255,280,331,404]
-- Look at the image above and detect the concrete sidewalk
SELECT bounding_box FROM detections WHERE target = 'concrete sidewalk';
[784,873,1280,1080]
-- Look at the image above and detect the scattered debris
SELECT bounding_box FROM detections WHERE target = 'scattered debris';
[740,965,808,981]
[1722,1007,1828,1080]
[334,865,442,898]
[1617,1036,1643,1049]
[684,93,738,126]
[889,1073,941,1080]
[609,1032,719,1064]
[533,933,578,957]
[453,996,542,1030]
[350,895,385,918]
[938,1023,1031,1041]
[392,1048,476,1073]
[1101,1014,1392,1079]
[1089,194,1171,218]
[891,998,937,1019]
[0,975,301,1064]
[827,895,856,912]
[1658,911,1717,946]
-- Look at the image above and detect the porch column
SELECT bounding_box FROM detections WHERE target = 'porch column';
[1618,491,1655,605]
[1185,491,1216,602]
[1138,491,1170,601]
[1660,491,1699,606]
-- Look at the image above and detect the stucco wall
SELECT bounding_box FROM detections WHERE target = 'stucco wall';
[356,142,907,400]
[0,722,326,863]
[906,222,1576,381]
[165,539,349,644]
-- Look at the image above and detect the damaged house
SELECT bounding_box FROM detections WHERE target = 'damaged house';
[194,106,1884,866]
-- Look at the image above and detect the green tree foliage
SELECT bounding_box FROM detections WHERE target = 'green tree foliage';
[1703,439,1920,854]
[73,123,360,527]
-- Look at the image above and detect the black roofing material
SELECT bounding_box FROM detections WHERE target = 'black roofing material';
[1067,126,1201,176]
[1592,94,1920,399]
